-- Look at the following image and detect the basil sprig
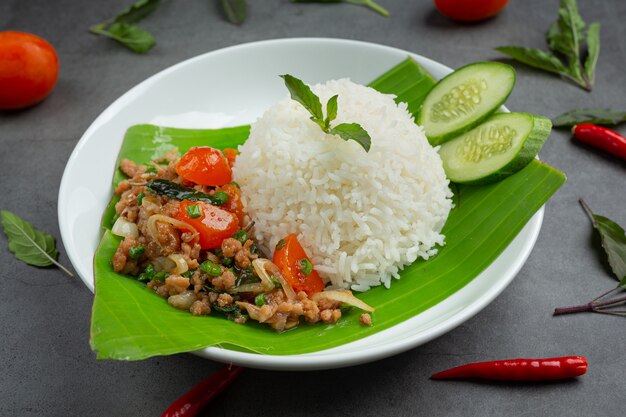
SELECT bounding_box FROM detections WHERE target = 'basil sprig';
[496,0,600,91]
[89,0,160,54]
[1,210,73,277]
[280,74,372,152]
[291,0,389,17]
[552,108,626,128]
[221,0,247,25]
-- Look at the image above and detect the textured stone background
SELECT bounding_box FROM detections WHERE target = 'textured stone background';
[1,0,625,415]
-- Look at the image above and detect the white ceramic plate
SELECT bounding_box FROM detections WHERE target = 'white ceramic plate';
[58,38,543,371]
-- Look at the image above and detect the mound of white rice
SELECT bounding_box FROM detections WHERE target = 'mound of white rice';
[233,79,453,291]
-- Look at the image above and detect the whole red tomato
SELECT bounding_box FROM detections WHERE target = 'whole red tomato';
[434,0,509,22]
[0,31,59,110]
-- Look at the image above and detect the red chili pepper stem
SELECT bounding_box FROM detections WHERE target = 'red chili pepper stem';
[431,356,588,381]
[161,365,244,417]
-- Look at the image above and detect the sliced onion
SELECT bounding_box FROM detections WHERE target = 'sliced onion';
[311,290,375,312]
[167,253,189,275]
[236,302,261,321]
[168,291,197,310]
[147,214,199,249]
[252,258,296,301]
[152,256,174,272]
[112,217,139,238]
[229,283,265,294]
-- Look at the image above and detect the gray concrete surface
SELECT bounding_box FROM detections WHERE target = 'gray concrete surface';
[1,0,625,416]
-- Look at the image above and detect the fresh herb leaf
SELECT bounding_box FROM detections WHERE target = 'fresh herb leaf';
[325,95,338,128]
[280,74,372,152]
[254,293,266,306]
[291,0,390,17]
[146,179,228,206]
[220,0,247,25]
[580,200,626,286]
[495,47,568,76]
[186,204,202,219]
[1,210,73,277]
[584,23,600,87]
[280,74,323,121]
[329,123,372,152]
[89,0,160,54]
[495,0,599,91]
[552,108,626,127]
[128,245,145,260]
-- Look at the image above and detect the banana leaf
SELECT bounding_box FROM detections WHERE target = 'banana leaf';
[91,58,566,360]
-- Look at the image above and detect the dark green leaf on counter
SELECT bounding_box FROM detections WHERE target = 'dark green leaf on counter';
[495,0,600,91]
[291,0,389,17]
[89,0,160,54]
[584,23,601,86]
[495,47,568,75]
[146,179,228,206]
[221,0,247,25]
[580,200,626,286]
[1,210,73,277]
[552,108,626,127]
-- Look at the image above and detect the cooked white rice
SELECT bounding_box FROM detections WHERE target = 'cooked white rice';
[233,79,453,291]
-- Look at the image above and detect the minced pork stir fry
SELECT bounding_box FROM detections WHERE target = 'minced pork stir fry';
[110,146,374,332]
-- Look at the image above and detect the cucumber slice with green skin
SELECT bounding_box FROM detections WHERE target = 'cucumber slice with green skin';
[418,62,516,146]
[438,112,552,185]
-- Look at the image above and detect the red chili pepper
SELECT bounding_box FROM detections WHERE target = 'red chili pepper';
[572,124,626,161]
[161,365,244,417]
[431,356,588,381]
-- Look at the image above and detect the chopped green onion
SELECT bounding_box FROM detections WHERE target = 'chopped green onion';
[213,191,229,206]
[128,245,145,260]
[186,204,202,219]
[136,191,145,206]
[270,275,281,288]
[232,230,248,244]
[200,260,222,277]
[137,264,155,282]
[154,271,168,281]
[298,258,313,275]
[276,239,286,251]
[145,165,158,174]
[255,293,266,306]
[181,270,195,278]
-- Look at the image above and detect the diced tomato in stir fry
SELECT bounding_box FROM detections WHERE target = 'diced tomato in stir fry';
[216,183,245,224]
[175,200,239,249]
[223,148,238,167]
[176,146,232,186]
[273,234,324,295]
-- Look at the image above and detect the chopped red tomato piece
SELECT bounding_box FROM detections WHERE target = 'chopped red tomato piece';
[273,234,324,295]
[175,200,239,250]
[176,147,232,186]
[223,148,238,167]
[216,183,245,224]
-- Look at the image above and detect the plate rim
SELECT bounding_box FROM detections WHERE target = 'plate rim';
[58,37,544,371]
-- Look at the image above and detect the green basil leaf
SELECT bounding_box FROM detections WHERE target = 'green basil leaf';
[329,123,371,152]
[580,200,626,287]
[495,46,568,75]
[584,23,600,88]
[146,179,228,206]
[114,0,160,24]
[1,210,73,276]
[552,108,626,128]
[325,95,339,127]
[292,0,389,16]
[547,0,585,61]
[220,0,247,25]
[91,22,156,54]
[280,74,323,121]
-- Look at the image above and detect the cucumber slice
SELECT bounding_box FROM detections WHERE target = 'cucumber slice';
[438,113,552,184]
[418,62,516,145]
